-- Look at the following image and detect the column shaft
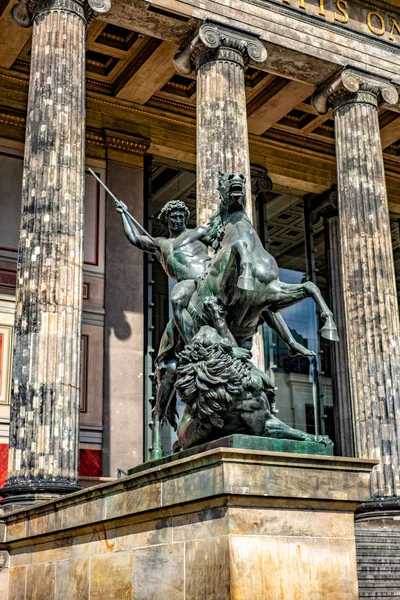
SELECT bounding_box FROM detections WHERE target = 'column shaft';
[174,23,267,226]
[335,98,400,497]
[196,56,251,224]
[4,3,87,504]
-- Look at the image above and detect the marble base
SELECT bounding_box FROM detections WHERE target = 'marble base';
[0,447,375,599]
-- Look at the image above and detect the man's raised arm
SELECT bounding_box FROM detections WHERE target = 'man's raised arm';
[116,202,159,254]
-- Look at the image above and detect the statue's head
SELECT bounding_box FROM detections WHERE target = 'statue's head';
[158,200,190,234]
[218,172,246,212]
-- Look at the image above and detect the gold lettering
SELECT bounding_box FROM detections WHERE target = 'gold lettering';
[282,0,291,3]
[389,17,400,41]
[319,0,325,16]
[334,0,348,23]
[299,0,306,8]
[367,11,386,36]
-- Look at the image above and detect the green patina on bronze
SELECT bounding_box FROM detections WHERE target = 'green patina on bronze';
[115,171,338,457]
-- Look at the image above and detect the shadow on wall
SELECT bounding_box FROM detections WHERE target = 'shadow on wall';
[102,161,145,478]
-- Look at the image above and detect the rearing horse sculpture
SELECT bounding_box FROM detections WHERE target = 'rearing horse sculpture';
[179,172,339,349]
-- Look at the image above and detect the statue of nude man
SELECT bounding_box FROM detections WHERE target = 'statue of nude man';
[117,199,210,343]
[116,199,211,428]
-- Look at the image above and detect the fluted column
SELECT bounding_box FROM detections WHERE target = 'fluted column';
[174,23,267,225]
[313,69,400,505]
[2,0,109,508]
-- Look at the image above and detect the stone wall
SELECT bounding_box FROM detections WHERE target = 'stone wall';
[0,448,375,599]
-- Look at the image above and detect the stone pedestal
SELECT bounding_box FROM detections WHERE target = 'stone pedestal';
[313,69,400,501]
[2,0,109,508]
[174,23,267,224]
[0,447,374,599]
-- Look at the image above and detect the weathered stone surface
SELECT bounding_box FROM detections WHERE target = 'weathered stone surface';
[103,483,161,521]
[4,0,89,506]
[0,448,375,599]
[55,558,89,600]
[161,462,224,507]
[32,538,71,564]
[314,68,400,499]
[185,536,230,600]
[175,23,266,224]
[132,543,184,599]
[90,552,132,599]
[229,535,358,599]
[9,566,26,600]
[227,506,355,539]
[116,517,172,551]
[72,529,116,558]
[26,562,55,599]
[172,507,227,542]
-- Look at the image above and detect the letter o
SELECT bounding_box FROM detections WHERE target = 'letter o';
[367,11,386,36]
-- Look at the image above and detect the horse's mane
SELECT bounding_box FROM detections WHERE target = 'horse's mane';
[204,206,226,251]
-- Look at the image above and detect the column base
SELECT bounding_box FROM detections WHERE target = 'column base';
[355,496,400,520]
[355,498,400,598]
[1,479,81,511]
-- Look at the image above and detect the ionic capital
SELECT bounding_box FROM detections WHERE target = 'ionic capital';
[11,0,110,27]
[310,186,338,225]
[173,21,267,75]
[250,165,273,199]
[312,68,398,114]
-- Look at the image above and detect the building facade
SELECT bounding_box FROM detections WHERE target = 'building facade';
[0,0,399,594]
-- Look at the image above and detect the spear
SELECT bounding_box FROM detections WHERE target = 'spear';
[88,168,156,244]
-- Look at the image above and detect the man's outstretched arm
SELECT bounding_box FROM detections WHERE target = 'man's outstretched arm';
[117,202,159,253]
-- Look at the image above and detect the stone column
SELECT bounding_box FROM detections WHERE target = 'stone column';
[174,22,267,225]
[311,187,354,457]
[2,0,109,507]
[313,69,400,504]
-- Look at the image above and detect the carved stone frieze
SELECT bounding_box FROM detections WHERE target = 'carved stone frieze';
[104,130,150,156]
[312,68,399,114]
[174,21,267,75]
[11,0,110,27]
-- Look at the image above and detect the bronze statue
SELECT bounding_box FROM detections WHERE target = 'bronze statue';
[181,173,338,349]
[174,300,331,450]
[114,193,316,429]
[116,198,210,430]
[92,168,339,453]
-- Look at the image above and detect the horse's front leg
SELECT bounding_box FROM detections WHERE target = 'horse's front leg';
[262,310,316,357]
[267,281,339,341]
[232,241,254,291]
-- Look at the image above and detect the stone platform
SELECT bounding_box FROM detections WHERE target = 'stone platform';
[0,447,375,599]
[129,434,334,478]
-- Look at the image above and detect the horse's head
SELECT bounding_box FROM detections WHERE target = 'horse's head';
[218,172,246,212]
